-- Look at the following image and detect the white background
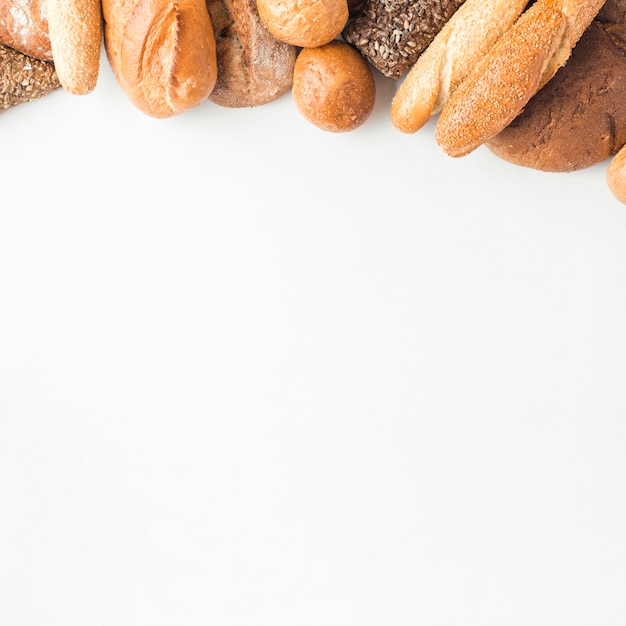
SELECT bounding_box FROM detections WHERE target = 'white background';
[1,47,626,625]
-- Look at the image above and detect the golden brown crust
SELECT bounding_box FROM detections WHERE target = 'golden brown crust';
[103,0,218,117]
[292,39,375,132]
[256,0,348,48]
[0,0,52,61]
[46,0,102,95]
[207,0,296,108]
[486,19,626,172]
[390,0,529,134]
[434,0,606,157]
[607,143,626,204]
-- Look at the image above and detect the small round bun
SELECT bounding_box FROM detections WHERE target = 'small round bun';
[256,0,348,48]
[292,40,375,133]
[607,145,626,205]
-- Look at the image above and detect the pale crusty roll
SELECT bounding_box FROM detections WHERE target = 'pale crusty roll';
[435,0,606,157]
[46,0,102,95]
[103,0,218,118]
[0,0,52,61]
[390,0,530,134]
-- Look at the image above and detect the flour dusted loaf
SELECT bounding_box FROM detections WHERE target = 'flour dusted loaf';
[0,0,51,61]
[103,0,218,117]
[207,0,296,107]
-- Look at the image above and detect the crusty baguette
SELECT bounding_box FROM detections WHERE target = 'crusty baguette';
[103,0,218,118]
[435,0,606,157]
[46,0,102,94]
[607,143,626,204]
[390,0,530,134]
[0,0,52,61]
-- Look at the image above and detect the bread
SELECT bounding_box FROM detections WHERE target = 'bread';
[390,0,529,134]
[607,143,626,204]
[435,0,606,157]
[342,0,467,80]
[1,42,59,110]
[256,0,348,48]
[486,17,626,172]
[292,39,375,132]
[103,0,218,118]
[46,0,102,94]
[0,0,52,61]
[207,0,296,108]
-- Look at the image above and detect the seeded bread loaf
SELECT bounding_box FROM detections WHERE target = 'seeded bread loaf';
[342,0,466,80]
[435,0,606,157]
[1,42,59,110]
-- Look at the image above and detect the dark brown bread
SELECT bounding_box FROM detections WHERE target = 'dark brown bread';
[0,43,59,110]
[342,0,466,80]
[486,17,626,172]
[207,0,296,108]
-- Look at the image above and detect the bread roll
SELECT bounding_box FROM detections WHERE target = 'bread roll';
[435,0,606,157]
[0,0,52,61]
[46,0,102,94]
[103,0,218,118]
[256,0,348,48]
[207,0,296,108]
[486,18,626,172]
[292,39,375,132]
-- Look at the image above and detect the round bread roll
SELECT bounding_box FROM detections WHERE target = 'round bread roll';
[207,0,296,107]
[292,39,375,132]
[256,0,348,48]
[486,17,626,172]
[607,144,626,204]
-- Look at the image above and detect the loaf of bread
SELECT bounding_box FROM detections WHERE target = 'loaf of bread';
[256,0,348,48]
[207,0,296,108]
[0,0,52,61]
[607,143,626,204]
[103,0,218,117]
[435,0,606,157]
[1,42,59,110]
[343,0,467,80]
[390,0,529,134]
[486,16,626,172]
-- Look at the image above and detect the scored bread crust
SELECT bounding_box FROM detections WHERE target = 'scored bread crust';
[390,0,530,134]
[435,0,607,157]
[46,0,102,94]
[207,0,296,108]
[0,0,52,61]
[103,0,218,118]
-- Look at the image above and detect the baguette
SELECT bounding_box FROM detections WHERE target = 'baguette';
[390,0,530,134]
[435,0,607,157]
[46,0,102,94]
[103,0,218,118]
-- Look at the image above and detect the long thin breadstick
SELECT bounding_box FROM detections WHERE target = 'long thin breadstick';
[46,0,102,95]
[435,0,606,157]
[390,0,530,134]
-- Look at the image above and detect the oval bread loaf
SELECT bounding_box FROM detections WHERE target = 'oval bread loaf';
[103,0,218,118]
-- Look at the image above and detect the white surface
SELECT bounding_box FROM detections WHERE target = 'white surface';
[1,50,626,626]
